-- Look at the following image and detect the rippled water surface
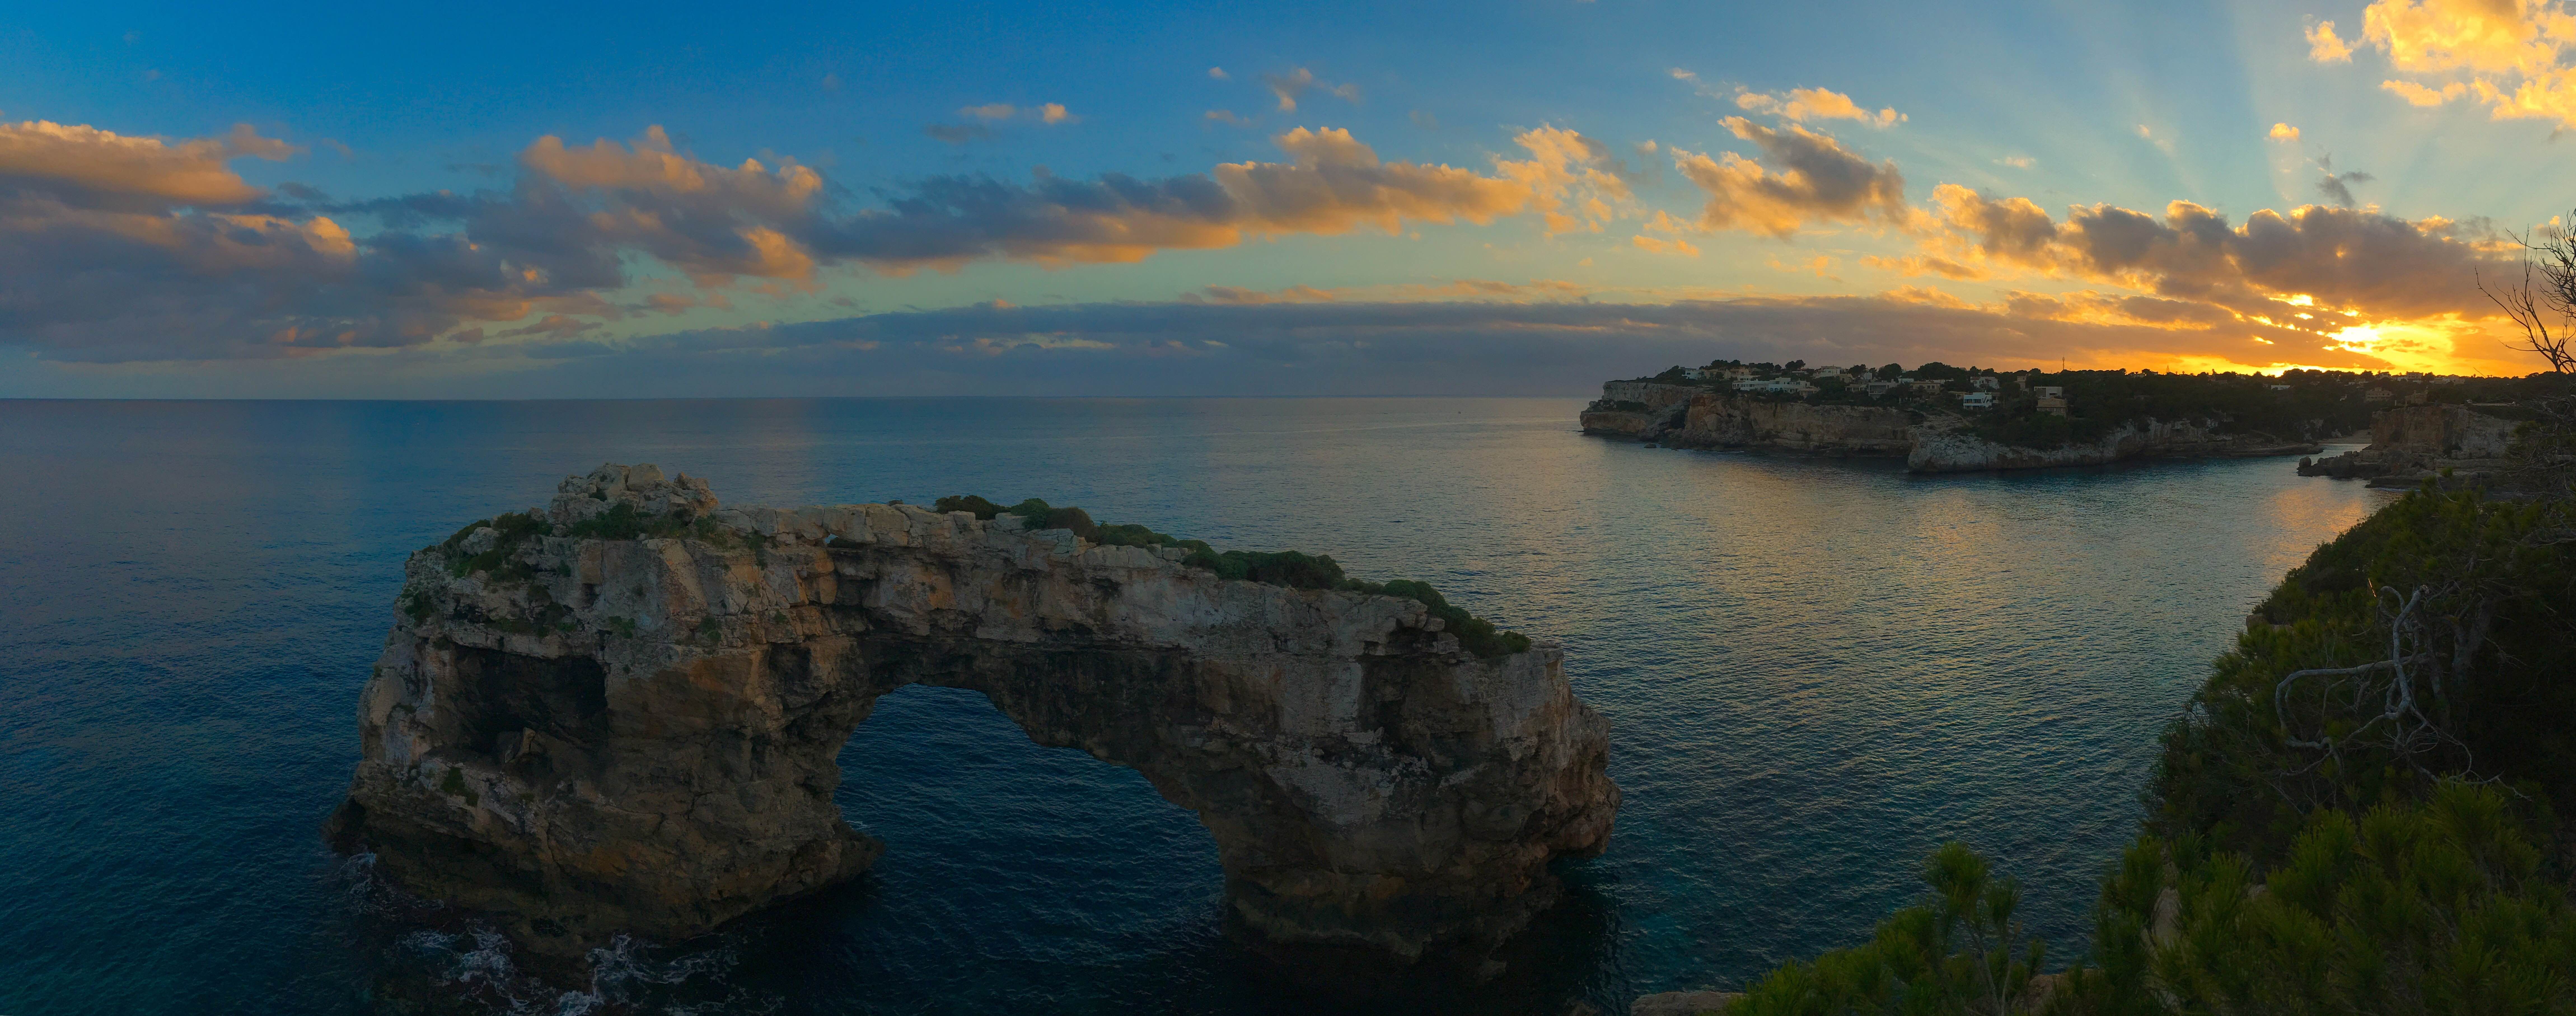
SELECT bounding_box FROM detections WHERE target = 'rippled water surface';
[0,398,2392,1014]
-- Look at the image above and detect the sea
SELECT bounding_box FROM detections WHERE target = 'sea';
[0,397,2392,1015]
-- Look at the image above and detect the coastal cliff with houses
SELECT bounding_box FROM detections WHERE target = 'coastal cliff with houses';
[1577,359,2544,474]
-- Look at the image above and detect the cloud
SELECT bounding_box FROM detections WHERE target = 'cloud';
[2337,0,2576,127]
[2382,78,2471,104]
[2268,122,2302,141]
[1670,118,1914,239]
[1633,234,1701,256]
[0,118,1634,362]
[495,313,602,338]
[83,291,2524,401]
[1208,67,1230,80]
[642,292,698,315]
[1733,86,1905,127]
[1768,254,1840,279]
[1192,284,1342,304]
[2311,155,2375,209]
[1205,109,1251,126]
[1924,183,2505,329]
[1207,127,1537,237]
[1996,154,2035,168]
[1261,68,1359,112]
[1860,254,1987,280]
[1494,125,1639,234]
[1184,278,1588,304]
[0,119,298,207]
[949,103,1076,128]
[2309,20,2356,62]
[2135,123,2175,154]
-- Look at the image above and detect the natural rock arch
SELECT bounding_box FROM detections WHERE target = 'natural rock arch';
[328,465,1619,968]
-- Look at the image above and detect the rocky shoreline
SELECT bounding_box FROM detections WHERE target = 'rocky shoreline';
[1579,381,2318,473]
[2296,403,2525,488]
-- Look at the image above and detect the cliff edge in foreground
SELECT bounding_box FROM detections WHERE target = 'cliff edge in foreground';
[325,465,1618,972]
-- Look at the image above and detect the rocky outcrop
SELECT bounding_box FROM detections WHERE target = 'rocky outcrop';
[1907,418,2320,473]
[1580,382,2315,470]
[1580,383,1910,455]
[2299,404,2524,487]
[1685,399,1914,455]
[326,465,1618,971]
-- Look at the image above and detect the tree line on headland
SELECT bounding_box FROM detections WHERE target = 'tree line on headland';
[1629,358,2568,448]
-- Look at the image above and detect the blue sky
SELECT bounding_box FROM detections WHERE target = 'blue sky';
[3,0,2572,396]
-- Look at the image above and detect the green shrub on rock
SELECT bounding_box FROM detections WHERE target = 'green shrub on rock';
[929,494,1534,658]
[932,494,1007,519]
[441,511,553,580]
[2057,782,2576,1015]
[1730,842,2048,1016]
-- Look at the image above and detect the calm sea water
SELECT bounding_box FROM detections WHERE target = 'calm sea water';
[0,398,2390,1015]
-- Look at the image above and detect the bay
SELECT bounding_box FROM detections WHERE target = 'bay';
[0,397,2389,1014]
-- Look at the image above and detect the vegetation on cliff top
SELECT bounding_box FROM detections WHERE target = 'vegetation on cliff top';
[1709,405,2576,1013]
[935,494,1532,658]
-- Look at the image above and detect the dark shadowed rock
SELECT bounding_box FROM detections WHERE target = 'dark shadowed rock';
[327,464,1618,972]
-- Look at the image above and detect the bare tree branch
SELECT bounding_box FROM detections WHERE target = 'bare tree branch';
[2481,214,2576,375]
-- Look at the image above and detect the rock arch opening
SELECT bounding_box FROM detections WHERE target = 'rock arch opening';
[326,464,1617,970]
[829,683,1226,952]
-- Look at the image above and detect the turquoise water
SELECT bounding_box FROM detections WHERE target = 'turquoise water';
[0,398,2390,1014]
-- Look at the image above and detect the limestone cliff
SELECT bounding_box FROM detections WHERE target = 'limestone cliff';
[1905,418,2320,473]
[2298,404,2524,487]
[326,465,1618,970]
[1579,382,1911,455]
[1581,381,2316,471]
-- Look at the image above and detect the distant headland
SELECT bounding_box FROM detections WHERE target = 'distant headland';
[1579,359,2561,474]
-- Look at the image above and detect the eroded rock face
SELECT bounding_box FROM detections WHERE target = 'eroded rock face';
[2299,404,2524,487]
[327,465,1618,967]
[1580,381,2320,471]
[1580,383,1911,454]
[1904,417,2320,473]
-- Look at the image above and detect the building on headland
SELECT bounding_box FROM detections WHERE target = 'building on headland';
[1734,377,1817,395]
[2268,384,2293,392]
[2033,386,2065,400]
[1810,365,1844,379]
[2036,394,2069,416]
[1959,391,1996,410]
[1907,378,1946,395]
[1972,376,2000,391]
[1864,380,1903,397]
[2366,387,2395,402]
[1681,367,1710,380]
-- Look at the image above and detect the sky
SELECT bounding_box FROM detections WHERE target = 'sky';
[5,0,2576,398]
